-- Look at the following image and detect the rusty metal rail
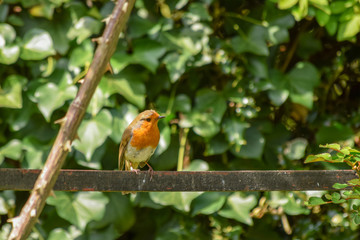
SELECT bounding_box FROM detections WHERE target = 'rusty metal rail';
[0,169,357,192]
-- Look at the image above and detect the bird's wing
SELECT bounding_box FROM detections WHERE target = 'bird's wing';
[118,127,132,170]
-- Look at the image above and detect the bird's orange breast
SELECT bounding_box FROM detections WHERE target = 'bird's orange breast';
[130,124,160,150]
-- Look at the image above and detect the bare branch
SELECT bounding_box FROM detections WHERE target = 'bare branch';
[8,1,135,239]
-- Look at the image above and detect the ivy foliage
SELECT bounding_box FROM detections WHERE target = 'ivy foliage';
[1,0,360,239]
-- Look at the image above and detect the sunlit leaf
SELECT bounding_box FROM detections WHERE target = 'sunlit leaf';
[278,0,298,9]
[0,75,27,109]
[304,153,332,163]
[33,70,77,121]
[48,229,71,240]
[306,197,328,206]
[109,104,138,143]
[67,16,102,44]
[0,139,22,165]
[287,62,320,109]
[218,193,257,225]
[337,14,360,41]
[284,138,308,160]
[47,192,109,230]
[73,109,112,161]
[111,39,166,73]
[20,28,56,60]
[149,192,202,212]
[320,143,341,151]
[348,179,360,186]
[333,183,349,189]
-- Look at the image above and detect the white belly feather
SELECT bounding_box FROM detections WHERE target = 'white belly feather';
[124,144,155,163]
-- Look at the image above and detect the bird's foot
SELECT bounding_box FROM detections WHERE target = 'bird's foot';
[130,166,140,174]
[146,162,154,181]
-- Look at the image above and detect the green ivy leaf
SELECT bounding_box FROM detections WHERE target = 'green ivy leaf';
[223,117,249,150]
[155,123,171,157]
[0,45,20,65]
[204,134,230,156]
[247,56,268,79]
[234,127,265,160]
[320,143,341,151]
[304,153,332,163]
[194,89,227,124]
[127,14,158,38]
[218,193,257,226]
[47,192,109,230]
[0,23,16,43]
[104,70,146,109]
[48,229,72,240]
[283,194,310,215]
[69,39,93,68]
[0,191,15,215]
[348,179,360,186]
[173,94,192,113]
[315,9,330,26]
[331,192,341,201]
[149,192,202,212]
[0,75,27,109]
[109,104,139,143]
[73,109,112,161]
[88,193,135,234]
[333,183,349,189]
[22,137,50,169]
[184,159,209,171]
[267,69,289,106]
[0,139,22,165]
[163,52,191,83]
[284,138,308,160]
[287,62,320,109]
[315,123,353,144]
[337,14,360,41]
[33,71,77,121]
[67,16,102,44]
[354,215,360,224]
[191,192,227,216]
[306,196,327,206]
[325,16,338,35]
[231,26,269,56]
[329,1,349,14]
[111,39,166,73]
[278,0,298,9]
[20,28,56,60]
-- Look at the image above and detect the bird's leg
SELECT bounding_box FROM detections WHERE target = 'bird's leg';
[145,162,154,180]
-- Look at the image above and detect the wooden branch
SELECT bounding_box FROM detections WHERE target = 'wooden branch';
[1,169,357,192]
[8,1,135,239]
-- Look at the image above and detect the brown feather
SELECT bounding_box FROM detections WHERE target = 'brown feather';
[118,127,132,170]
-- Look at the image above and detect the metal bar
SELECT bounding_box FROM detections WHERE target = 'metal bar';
[0,169,357,192]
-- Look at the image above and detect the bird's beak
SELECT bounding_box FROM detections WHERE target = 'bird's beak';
[158,116,165,120]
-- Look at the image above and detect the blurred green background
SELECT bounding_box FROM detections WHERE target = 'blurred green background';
[1,0,360,239]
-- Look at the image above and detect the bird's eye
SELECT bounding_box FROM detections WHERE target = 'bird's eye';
[146,118,151,122]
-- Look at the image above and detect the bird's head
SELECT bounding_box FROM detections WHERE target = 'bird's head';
[134,110,165,130]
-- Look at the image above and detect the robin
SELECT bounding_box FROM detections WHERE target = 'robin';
[118,110,165,176]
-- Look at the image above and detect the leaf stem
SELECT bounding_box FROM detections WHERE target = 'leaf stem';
[225,12,268,27]
[177,128,189,171]
[166,82,178,116]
